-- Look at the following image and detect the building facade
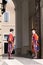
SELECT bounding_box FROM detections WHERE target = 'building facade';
[0,0,16,56]
[0,0,2,58]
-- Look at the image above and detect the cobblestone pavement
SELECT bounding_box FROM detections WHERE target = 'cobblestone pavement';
[0,56,42,65]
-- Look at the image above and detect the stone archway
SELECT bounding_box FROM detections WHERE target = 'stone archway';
[12,0,42,59]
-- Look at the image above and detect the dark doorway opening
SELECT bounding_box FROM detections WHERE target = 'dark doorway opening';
[4,43,8,54]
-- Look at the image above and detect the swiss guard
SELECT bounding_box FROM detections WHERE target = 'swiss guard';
[32,29,40,59]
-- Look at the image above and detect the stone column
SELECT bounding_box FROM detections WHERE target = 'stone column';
[40,0,43,58]
[22,0,29,55]
[13,0,22,55]
[29,0,35,50]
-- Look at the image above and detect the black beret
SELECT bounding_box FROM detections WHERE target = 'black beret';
[10,29,14,32]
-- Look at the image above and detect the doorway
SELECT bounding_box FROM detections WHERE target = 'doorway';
[4,43,8,54]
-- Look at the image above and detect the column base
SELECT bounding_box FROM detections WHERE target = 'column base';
[15,48,22,56]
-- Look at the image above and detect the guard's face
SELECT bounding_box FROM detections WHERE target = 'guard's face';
[32,30,35,34]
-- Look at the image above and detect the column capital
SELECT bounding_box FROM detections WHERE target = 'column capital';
[40,0,43,8]
[12,0,22,11]
[12,0,22,5]
[12,0,29,6]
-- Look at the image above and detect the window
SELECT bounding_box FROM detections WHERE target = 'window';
[4,35,8,40]
[5,0,11,3]
[3,11,10,22]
